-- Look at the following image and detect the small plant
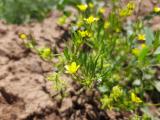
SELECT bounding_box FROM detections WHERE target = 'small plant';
[20,0,160,119]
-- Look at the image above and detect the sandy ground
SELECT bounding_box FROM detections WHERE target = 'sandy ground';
[0,12,64,120]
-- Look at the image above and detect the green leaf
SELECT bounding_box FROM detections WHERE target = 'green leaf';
[154,81,160,92]
[63,48,70,60]
[154,47,160,55]
[144,27,154,46]
[138,47,149,62]
[99,85,108,93]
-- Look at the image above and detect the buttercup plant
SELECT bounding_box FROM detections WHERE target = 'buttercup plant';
[20,0,160,119]
[57,0,160,115]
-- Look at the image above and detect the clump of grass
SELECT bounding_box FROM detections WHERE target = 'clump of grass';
[0,0,55,24]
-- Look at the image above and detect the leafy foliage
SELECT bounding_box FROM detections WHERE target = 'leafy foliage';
[56,0,160,113]
[0,0,55,24]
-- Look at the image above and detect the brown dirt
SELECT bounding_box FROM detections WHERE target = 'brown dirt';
[0,11,61,120]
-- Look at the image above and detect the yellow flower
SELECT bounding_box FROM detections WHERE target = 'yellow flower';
[99,7,105,14]
[153,6,160,13]
[57,15,67,25]
[78,30,92,38]
[119,9,130,17]
[77,4,88,11]
[137,34,146,41]
[141,44,146,49]
[132,44,147,56]
[127,2,135,10]
[65,62,80,74]
[119,8,133,17]
[84,16,99,24]
[19,33,27,40]
[104,21,110,29]
[78,30,86,37]
[131,92,142,103]
[89,3,94,8]
[132,48,140,56]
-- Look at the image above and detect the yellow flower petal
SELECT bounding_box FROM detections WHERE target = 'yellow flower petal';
[141,44,146,49]
[132,48,140,56]
[78,30,92,38]
[65,62,80,74]
[84,16,99,24]
[137,34,146,41]
[153,6,160,13]
[104,21,110,29]
[131,92,142,103]
[19,33,27,40]
[99,8,105,14]
[127,2,135,10]
[77,4,88,11]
